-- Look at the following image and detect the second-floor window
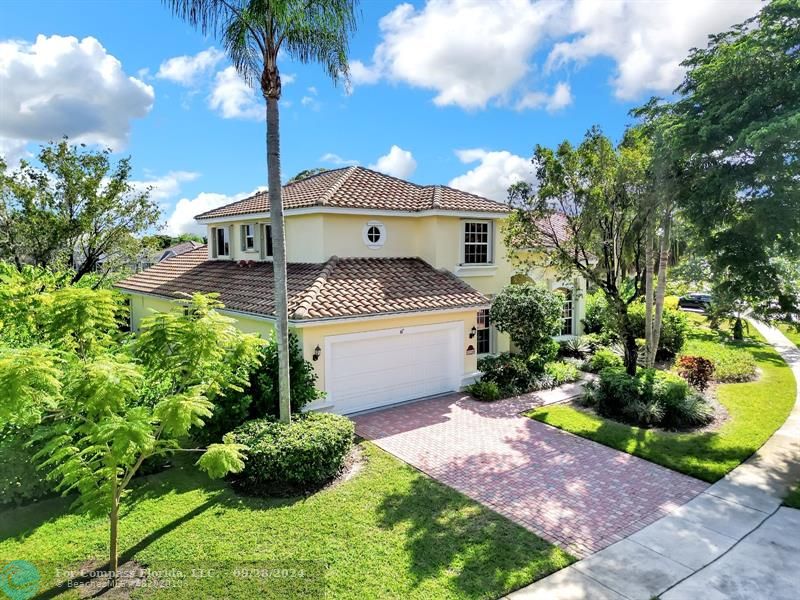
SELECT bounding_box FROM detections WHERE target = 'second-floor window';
[463,221,492,264]
[214,226,230,257]
[262,224,273,259]
[241,224,255,251]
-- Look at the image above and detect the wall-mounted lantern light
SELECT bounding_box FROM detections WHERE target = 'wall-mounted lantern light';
[469,326,477,339]
[313,345,322,361]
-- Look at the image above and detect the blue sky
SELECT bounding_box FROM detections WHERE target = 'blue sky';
[0,0,762,234]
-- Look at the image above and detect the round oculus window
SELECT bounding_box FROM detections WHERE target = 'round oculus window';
[362,222,386,249]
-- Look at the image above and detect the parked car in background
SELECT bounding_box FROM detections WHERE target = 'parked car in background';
[678,292,712,312]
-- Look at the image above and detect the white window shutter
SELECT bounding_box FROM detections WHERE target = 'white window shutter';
[211,227,218,258]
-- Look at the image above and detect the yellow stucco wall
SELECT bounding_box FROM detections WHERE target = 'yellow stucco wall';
[128,293,275,338]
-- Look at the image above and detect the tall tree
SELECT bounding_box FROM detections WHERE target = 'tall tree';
[166,0,359,423]
[0,140,161,283]
[505,127,652,375]
[654,0,800,319]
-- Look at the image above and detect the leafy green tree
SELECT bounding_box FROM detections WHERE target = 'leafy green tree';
[505,127,652,374]
[166,0,359,424]
[490,283,563,359]
[0,140,161,283]
[0,290,263,584]
[650,0,799,319]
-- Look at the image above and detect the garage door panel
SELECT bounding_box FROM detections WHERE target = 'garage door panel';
[325,323,463,414]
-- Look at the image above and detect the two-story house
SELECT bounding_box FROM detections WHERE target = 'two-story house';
[117,166,585,414]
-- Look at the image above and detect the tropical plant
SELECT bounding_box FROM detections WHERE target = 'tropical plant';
[165,0,360,424]
[0,291,263,584]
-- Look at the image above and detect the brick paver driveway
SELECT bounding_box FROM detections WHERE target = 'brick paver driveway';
[354,393,708,558]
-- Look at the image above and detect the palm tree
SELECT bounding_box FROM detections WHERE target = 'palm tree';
[165,0,358,423]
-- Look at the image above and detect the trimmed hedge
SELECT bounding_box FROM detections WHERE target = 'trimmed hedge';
[0,426,53,506]
[229,413,354,495]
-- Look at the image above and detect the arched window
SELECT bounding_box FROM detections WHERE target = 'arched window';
[556,288,574,336]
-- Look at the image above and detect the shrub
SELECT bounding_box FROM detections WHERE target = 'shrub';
[680,340,757,382]
[627,304,690,358]
[490,283,563,357]
[477,352,532,396]
[229,413,354,495]
[527,339,559,373]
[199,332,324,443]
[588,348,624,372]
[544,361,581,386]
[593,367,711,429]
[582,289,610,334]
[676,355,715,391]
[467,380,501,402]
[0,426,53,506]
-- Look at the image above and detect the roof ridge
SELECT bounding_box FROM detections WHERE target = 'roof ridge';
[318,166,358,206]
[431,185,443,210]
[292,255,339,319]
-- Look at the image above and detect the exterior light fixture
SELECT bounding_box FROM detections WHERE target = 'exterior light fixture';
[469,326,477,338]
[313,345,321,361]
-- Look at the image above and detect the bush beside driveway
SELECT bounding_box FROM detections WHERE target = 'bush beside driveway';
[528,317,796,482]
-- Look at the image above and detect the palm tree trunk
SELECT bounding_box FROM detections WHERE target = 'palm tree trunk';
[266,96,292,423]
[652,207,673,358]
[644,227,655,367]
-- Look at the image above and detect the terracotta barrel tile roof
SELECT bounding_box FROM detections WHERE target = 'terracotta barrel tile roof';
[195,166,510,220]
[116,246,488,321]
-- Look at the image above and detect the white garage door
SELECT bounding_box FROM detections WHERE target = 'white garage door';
[325,322,464,414]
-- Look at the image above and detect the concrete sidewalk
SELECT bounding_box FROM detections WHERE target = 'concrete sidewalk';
[509,319,800,600]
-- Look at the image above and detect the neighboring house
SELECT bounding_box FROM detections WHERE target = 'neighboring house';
[116,166,585,414]
[155,240,203,264]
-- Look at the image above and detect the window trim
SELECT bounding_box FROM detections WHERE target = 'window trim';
[241,223,256,251]
[556,287,574,337]
[461,219,493,266]
[261,223,274,260]
[362,221,386,250]
[476,307,496,356]
[212,226,231,258]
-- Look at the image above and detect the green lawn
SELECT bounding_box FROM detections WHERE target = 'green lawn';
[528,317,796,482]
[0,442,571,600]
[777,322,800,348]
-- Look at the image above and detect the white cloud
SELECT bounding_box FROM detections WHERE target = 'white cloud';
[282,73,296,85]
[350,0,564,109]
[0,138,31,168]
[352,0,762,107]
[131,171,200,202]
[0,34,154,152]
[369,145,417,179]
[208,66,262,120]
[320,152,359,166]
[350,59,380,85]
[156,47,224,86]
[516,81,573,112]
[449,149,533,202]
[164,188,263,236]
[547,0,762,99]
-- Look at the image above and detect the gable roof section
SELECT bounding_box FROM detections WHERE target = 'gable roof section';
[116,246,488,322]
[195,166,510,220]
